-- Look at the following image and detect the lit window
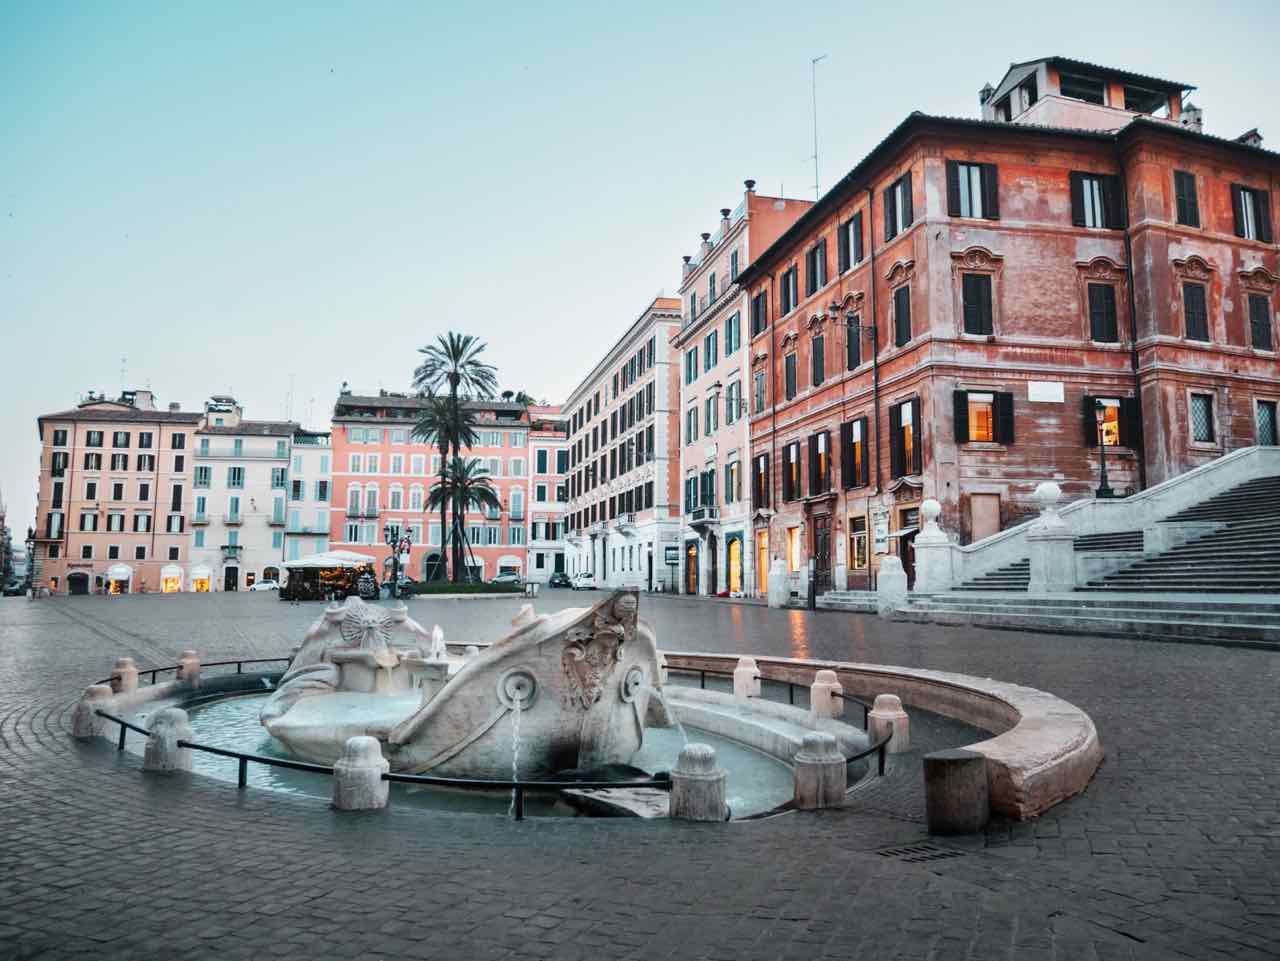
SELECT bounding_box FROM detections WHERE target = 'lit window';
[968,393,995,442]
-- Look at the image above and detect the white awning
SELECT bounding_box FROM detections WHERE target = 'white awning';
[284,550,377,570]
[106,564,132,580]
[160,564,182,578]
[886,527,919,539]
[190,565,212,578]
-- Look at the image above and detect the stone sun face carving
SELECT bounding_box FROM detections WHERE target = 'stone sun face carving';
[339,599,393,651]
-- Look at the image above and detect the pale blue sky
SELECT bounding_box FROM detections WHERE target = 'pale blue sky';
[2,1,1276,530]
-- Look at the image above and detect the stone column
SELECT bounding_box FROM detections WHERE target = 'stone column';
[767,558,787,608]
[911,499,954,594]
[808,669,844,721]
[70,685,113,739]
[176,650,201,686]
[1026,482,1076,594]
[867,694,911,754]
[733,656,761,702]
[923,749,990,834]
[143,708,193,773]
[876,556,908,617]
[110,657,139,695]
[332,736,390,811]
[670,743,727,821]
[793,732,847,809]
[657,651,670,686]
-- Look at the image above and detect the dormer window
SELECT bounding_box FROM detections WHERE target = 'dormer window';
[1059,72,1106,106]
[1122,85,1168,116]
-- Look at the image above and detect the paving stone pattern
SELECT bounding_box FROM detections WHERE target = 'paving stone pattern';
[0,593,1277,960]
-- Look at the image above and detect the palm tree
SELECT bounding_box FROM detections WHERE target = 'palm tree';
[414,333,498,580]
[427,457,502,582]
[411,394,477,581]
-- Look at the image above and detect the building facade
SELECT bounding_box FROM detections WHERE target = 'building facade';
[191,397,296,591]
[329,392,531,582]
[32,390,200,594]
[284,429,332,563]
[736,57,1278,601]
[563,296,683,591]
[526,405,569,584]
[673,184,812,597]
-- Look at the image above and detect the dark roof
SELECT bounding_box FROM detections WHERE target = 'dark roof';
[198,420,298,437]
[37,407,202,427]
[1036,57,1194,94]
[333,393,529,414]
[735,111,1277,288]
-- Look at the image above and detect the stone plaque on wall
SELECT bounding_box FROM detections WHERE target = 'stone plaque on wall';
[1027,381,1065,403]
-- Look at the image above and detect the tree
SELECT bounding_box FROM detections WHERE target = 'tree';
[411,393,480,582]
[412,333,498,580]
[427,457,502,581]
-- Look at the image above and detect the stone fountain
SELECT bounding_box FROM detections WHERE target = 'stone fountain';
[260,590,670,779]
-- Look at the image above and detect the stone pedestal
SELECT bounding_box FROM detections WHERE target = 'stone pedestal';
[332,736,390,811]
[833,563,848,592]
[912,499,954,594]
[867,693,910,754]
[809,669,844,721]
[767,559,788,609]
[924,749,990,834]
[176,649,201,686]
[464,645,480,659]
[793,732,847,809]
[657,651,669,685]
[110,657,138,695]
[670,743,727,821]
[876,556,908,617]
[143,708,193,773]
[1027,482,1076,594]
[71,685,113,739]
[733,656,760,702]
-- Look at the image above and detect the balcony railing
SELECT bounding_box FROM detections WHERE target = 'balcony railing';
[509,510,525,521]
[690,506,719,526]
[286,523,329,535]
[223,513,243,525]
[221,544,242,558]
[268,515,286,527]
[191,514,210,525]
[197,447,289,460]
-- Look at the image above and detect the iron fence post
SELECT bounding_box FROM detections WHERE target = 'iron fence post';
[238,757,248,789]
[117,722,127,751]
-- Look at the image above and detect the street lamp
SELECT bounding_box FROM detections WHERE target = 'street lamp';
[383,523,404,598]
[709,379,748,421]
[1093,400,1115,499]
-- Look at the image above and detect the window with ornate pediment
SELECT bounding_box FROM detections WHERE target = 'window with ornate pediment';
[1173,256,1217,343]
[951,247,1004,337]
[1075,257,1127,344]
[886,260,916,348]
[1240,268,1277,353]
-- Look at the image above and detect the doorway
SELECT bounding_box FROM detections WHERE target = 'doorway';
[812,514,832,593]
[706,533,718,596]
[898,507,919,590]
[755,529,769,597]
[727,536,742,594]
[68,572,89,596]
[685,541,699,595]
[646,547,653,591]
[969,493,1002,542]
[225,567,239,592]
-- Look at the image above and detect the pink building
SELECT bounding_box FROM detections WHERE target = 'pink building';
[526,405,569,584]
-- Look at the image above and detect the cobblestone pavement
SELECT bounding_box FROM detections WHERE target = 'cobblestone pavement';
[1,592,1277,961]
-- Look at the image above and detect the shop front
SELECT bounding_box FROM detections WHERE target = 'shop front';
[190,565,212,593]
[725,531,744,595]
[160,564,183,593]
[106,564,132,595]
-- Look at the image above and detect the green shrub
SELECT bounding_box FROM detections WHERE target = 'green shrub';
[402,581,522,596]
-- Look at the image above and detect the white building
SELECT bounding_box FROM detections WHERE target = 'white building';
[284,429,331,564]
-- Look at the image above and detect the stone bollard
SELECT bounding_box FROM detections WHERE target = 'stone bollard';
[332,736,390,811]
[766,558,788,608]
[110,657,139,695]
[670,743,727,822]
[924,749,990,834]
[809,669,844,721]
[912,499,954,594]
[143,708,193,773]
[793,732,847,810]
[732,656,761,702]
[1027,481,1076,593]
[464,645,480,659]
[657,651,669,686]
[876,556,908,617]
[71,685,113,739]
[176,650,201,686]
[867,694,911,754]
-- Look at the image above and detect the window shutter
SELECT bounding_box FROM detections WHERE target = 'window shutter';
[883,187,894,239]
[945,160,961,217]
[837,223,849,272]
[858,417,870,486]
[889,404,903,477]
[909,398,922,474]
[902,172,913,225]
[953,390,970,443]
[978,274,993,333]
[962,274,979,333]
[1257,190,1273,243]
[1082,395,1098,447]
[1231,185,1246,237]
[808,435,819,495]
[853,212,864,262]
[981,163,1000,219]
[1119,397,1140,449]
[996,392,1015,444]
[781,448,791,501]
[1174,171,1188,223]
[1107,175,1126,228]
[840,421,853,488]
[762,454,770,508]
[1103,284,1118,341]
[1069,172,1085,227]
[1088,284,1105,341]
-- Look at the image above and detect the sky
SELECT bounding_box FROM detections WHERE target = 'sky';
[2,1,1277,532]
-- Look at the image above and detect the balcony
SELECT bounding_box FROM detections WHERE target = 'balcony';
[223,513,243,525]
[509,509,525,521]
[617,512,637,535]
[191,513,210,526]
[221,544,242,559]
[286,524,329,535]
[690,506,719,528]
[362,507,380,518]
[268,514,286,527]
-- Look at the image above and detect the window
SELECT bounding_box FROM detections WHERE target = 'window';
[79,512,98,532]
[730,249,739,281]
[946,161,999,220]
[110,453,128,471]
[685,407,698,444]
[138,431,152,449]
[704,330,718,370]
[84,452,102,470]
[367,455,379,473]
[787,527,801,573]
[724,461,740,503]
[51,451,68,477]
[883,172,913,241]
[704,395,717,435]
[1249,294,1273,350]
[1088,283,1119,342]
[808,432,830,495]
[556,449,569,472]
[838,212,864,272]
[708,272,717,302]
[52,428,68,447]
[137,454,154,472]
[784,353,798,400]
[890,398,921,478]
[750,291,769,336]
[81,544,93,560]
[107,513,124,532]
[1190,393,1215,444]
[174,456,184,472]
[753,453,770,508]
[953,391,1014,444]
[805,240,827,296]
[1258,400,1278,446]
[850,516,868,569]
[167,514,184,534]
[390,455,403,474]
[754,371,767,413]
[1059,72,1106,105]
[111,482,124,501]
[893,285,912,346]
[725,380,740,426]
[227,466,245,488]
[85,480,98,500]
[781,441,801,501]
[134,513,152,533]
[1082,396,1126,447]
[86,431,103,448]
[171,432,185,450]
[138,482,149,502]
[725,312,740,355]
[112,431,130,448]
[1173,170,1200,228]
[349,454,361,473]
[780,265,798,315]
[389,488,403,510]
[684,348,699,385]
[536,449,548,473]
[199,437,210,456]
[811,335,825,387]
[410,454,425,475]
[688,291,697,322]
[840,418,870,488]
[108,545,119,560]
[290,478,304,501]
[1183,282,1209,341]
[271,467,287,489]
[194,529,205,548]
[961,274,993,335]
[1070,172,1124,229]
[1231,184,1273,242]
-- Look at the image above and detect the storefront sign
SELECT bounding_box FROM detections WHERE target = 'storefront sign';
[664,546,679,565]
[872,508,890,554]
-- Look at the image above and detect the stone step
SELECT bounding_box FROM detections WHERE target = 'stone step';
[908,600,1280,625]
[1082,581,1280,592]
[920,593,1280,613]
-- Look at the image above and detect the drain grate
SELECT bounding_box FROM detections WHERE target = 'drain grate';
[876,843,967,864]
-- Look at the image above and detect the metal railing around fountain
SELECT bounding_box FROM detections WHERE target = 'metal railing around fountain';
[95,656,294,688]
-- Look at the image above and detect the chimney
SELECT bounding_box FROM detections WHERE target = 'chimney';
[720,207,731,231]
[681,255,693,280]
[1179,103,1204,134]
[744,179,756,193]
[979,83,995,107]
[699,232,713,258]
[168,402,180,412]
[1235,127,1263,148]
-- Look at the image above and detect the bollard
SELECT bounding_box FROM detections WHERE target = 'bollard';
[143,708,193,773]
[924,749,989,834]
[809,669,843,721]
[71,685,113,739]
[176,650,201,686]
[332,736,390,811]
[670,743,727,822]
[793,732,847,809]
[110,657,139,695]
[657,651,669,686]
[464,645,480,659]
[733,656,761,702]
[867,693,911,754]
[876,556,908,617]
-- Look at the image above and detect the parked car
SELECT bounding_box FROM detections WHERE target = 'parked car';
[490,571,523,587]
[248,580,279,592]
[2,581,25,597]
[571,572,596,591]
[547,572,571,589]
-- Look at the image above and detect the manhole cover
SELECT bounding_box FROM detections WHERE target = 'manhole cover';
[876,843,966,863]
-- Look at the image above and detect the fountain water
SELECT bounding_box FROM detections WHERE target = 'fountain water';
[508,697,522,818]
[643,685,687,745]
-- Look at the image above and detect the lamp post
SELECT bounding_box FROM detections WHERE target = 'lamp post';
[1093,400,1115,499]
[383,523,403,598]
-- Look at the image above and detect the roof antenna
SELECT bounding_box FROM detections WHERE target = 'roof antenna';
[811,54,828,199]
